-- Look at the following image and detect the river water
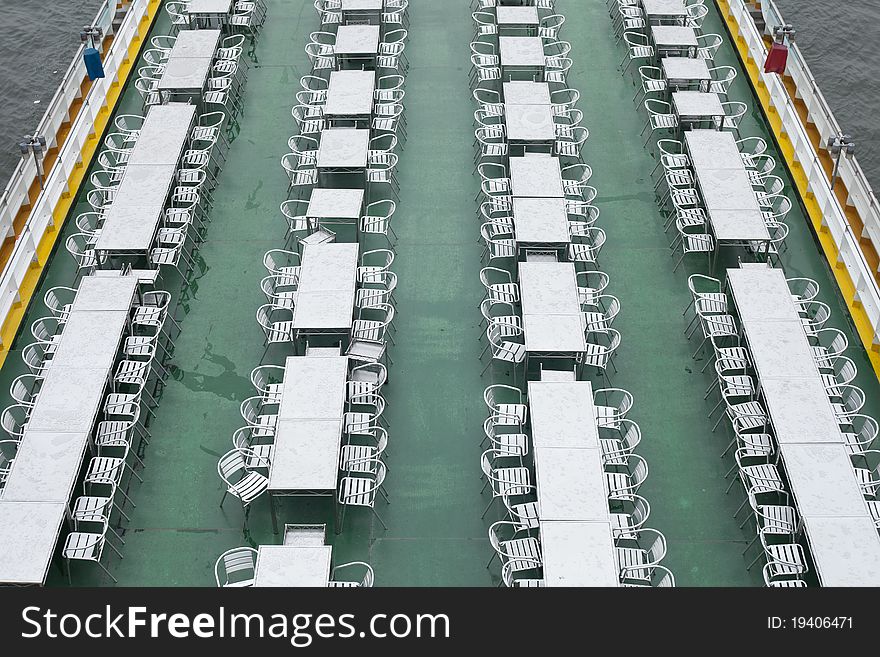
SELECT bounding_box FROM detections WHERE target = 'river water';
[774,0,879,192]
[0,0,102,190]
[0,1,876,191]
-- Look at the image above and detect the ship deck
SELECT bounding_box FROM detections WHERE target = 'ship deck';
[1,0,878,586]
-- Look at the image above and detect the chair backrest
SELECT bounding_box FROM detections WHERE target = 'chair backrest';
[31,316,63,343]
[250,364,284,394]
[786,277,819,303]
[330,561,374,587]
[1,404,30,440]
[214,547,257,587]
[263,249,300,274]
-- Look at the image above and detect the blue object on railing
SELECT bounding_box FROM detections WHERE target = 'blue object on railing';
[83,47,105,80]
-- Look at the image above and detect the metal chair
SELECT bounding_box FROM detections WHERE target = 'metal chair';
[214,547,257,587]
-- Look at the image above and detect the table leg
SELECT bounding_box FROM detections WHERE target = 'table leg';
[270,493,279,534]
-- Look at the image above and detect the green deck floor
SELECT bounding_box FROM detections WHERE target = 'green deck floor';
[1,0,878,586]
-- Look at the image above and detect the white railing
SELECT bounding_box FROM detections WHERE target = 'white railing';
[0,0,151,345]
[725,0,880,348]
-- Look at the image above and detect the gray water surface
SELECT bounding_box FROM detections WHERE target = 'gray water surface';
[775,0,880,192]
[0,0,102,189]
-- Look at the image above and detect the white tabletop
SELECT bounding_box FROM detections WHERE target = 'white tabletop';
[45,311,129,372]
[279,356,348,420]
[125,104,195,167]
[503,81,551,105]
[0,502,68,584]
[1,431,90,502]
[523,314,586,353]
[111,164,176,208]
[651,25,698,48]
[661,57,711,82]
[293,243,358,332]
[165,29,220,58]
[505,103,556,142]
[672,91,724,119]
[642,0,688,17]
[519,261,580,315]
[780,444,870,517]
[157,56,213,92]
[71,275,139,312]
[802,516,880,587]
[727,267,799,323]
[24,368,110,433]
[509,156,564,197]
[685,129,746,171]
[499,36,546,68]
[317,129,370,168]
[324,70,376,117]
[741,319,818,380]
[95,205,164,253]
[298,242,360,289]
[335,25,380,56]
[536,447,608,521]
[685,135,769,242]
[513,197,570,245]
[269,419,343,491]
[497,6,540,25]
[298,292,356,331]
[187,0,232,14]
[341,0,383,11]
[528,380,599,449]
[761,378,843,445]
[540,521,620,587]
[307,188,365,219]
[254,545,332,587]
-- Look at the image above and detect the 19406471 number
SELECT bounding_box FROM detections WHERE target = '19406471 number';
[768,617,853,630]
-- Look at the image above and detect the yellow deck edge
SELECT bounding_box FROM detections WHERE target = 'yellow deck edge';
[715,0,880,381]
[0,0,162,368]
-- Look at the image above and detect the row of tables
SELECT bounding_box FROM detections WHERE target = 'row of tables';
[726,265,880,586]
[685,130,769,254]
[528,379,619,587]
[0,275,143,585]
[94,103,197,260]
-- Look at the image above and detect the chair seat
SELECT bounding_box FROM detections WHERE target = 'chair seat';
[610,513,639,540]
[615,547,652,582]
[71,496,112,523]
[260,382,283,405]
[493,466,530,497]
[605,472,636,500]
[491,403,527,426]
[340,444,380,472]
[581,311,608,332]
[487,282,520,304]
[339,475,378,507]
[346,339,386,364]
[328,580,359,587]
[352,319,384,341]
[266,320,295,343]
[756,504,798,535]
[344,412,377,435]
[740,464,785,495]
[509,501,539,530]
[765,543,807,576]
[594,404,621,429]
[229,471,269,504]
[63,532,104,560]
[299,228,336,247]
[85,457,125,485]
[492,432,529,457]
[501,537,541,568]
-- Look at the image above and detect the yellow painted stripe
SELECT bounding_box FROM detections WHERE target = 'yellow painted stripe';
[0,0,162,369]
[715,0,880,381]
